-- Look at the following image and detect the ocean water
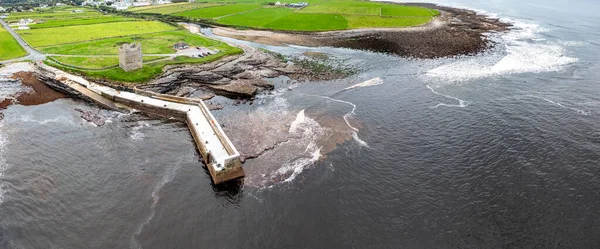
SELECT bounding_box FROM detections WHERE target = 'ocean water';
[1,0,600,248]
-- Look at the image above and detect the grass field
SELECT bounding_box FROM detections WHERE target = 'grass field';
[18,21,178,47]
[131,3,222,14]
[48,56,169,69]
[45,47,242,83]
[40,30,228,55]
[175,4,262,19]
[153,0,439,31]
[264,13,348,31]
[217,8,294,28]
[0,26,27,60]
[9,6,242,82]
[30,16,137,29]
[345,15,433,28]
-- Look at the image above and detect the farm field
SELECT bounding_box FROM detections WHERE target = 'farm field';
[175,3,262,19]
[153,0,439,31]
[9,6,241,82]
[18,21,177,47]
[130,2,222,14]
[40,30,228,55]
[0,26,27,60]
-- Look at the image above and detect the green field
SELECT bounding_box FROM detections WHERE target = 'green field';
[265,13,348,31]
[217,8,294,28]
[45,48,242,83]
[9,6,242,82]
[30,16,137,29]
[18,21,177,47]
[131,2,222,14]
[175,4,262,19]
[40,30,227,55]
[0,26,27,60]
[152,0,439,31]
[48,56,169,69]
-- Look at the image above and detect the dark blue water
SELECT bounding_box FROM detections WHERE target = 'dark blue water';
[1,0,600,248]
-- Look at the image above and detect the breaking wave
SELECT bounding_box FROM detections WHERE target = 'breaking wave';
[274,110,324,183]
[425,12,578,82]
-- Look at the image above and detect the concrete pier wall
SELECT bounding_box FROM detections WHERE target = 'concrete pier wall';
[35,62,244,184]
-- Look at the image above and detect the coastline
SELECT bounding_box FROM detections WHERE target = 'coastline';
[211,3,512,58]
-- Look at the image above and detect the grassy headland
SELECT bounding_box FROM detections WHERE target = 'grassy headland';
[6,6,241,83]
[125,0,440,31]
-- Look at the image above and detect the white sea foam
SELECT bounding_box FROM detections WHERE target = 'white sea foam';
[343,77,383,90]
[425,13,577,82]
[131,162,182,249]
[320,96,370,147]
[426,85,468,108]
[10,114,76,126]
[130,121,150,141]
[0,121,7,206]
[524,95,588,115]
[276,142,322,183]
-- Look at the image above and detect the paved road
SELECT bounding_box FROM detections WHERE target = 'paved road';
[0,20,46,63]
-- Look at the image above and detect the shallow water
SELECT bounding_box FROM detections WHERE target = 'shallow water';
[2,0,600,248]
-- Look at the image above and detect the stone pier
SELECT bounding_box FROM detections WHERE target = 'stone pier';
[36,62,244,184]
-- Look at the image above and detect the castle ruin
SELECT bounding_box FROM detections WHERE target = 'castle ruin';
[118,43,142,72]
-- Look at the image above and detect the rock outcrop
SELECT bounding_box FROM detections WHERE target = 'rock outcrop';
[139,46,305,99]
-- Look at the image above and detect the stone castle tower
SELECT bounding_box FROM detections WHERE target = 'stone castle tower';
[118,43,142,72]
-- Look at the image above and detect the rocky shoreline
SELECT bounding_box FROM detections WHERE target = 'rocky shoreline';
[212,3,512,59]
[83,44,346,102]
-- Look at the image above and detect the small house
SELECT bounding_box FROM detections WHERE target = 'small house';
[173,42,189,50]
[275,1,281,5]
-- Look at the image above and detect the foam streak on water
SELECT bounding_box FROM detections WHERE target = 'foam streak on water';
[524,95,588,115]
[0,121,7,206]
[131,162,182,249]
[426,85,468,108]
[319,96,369,147]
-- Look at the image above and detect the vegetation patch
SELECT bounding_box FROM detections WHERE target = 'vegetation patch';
[40,30,229,55]
[263,13,348,31]
[174,3,262,19]
[48,56,119,69]
[216,8,294,28]
[30,16,137,29]
[131,3,222,14]
[152,0,438,31]
[17,21,178,47]
[0,26,27,60]
[345,15,433,28]
[44,47,242,83]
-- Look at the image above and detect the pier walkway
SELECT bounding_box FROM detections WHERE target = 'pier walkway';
[36,61,244,184]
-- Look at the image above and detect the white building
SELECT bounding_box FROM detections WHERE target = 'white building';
[0,7,6,12]
[17,19,32,30]
[113,1,132,10]
[133,1,151,7]
[39,4,49,8]
[156,0,172,5]
[56,3,64,6]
